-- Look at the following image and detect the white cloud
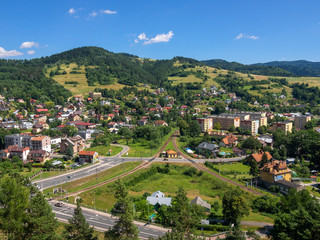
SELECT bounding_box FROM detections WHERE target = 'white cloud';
[0,47,23,58]
[235,33,259,40]
[27,50,35,55]
[138,33,148,41]
[20,41,39,49]
[143,31,174,44]
[134,39,139,43]
[89,11,98,18]
[101,9,117,14]
[68,8,75,15]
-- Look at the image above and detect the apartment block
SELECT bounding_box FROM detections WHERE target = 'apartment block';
[5,134,31,148]
[272,121,293,135]
[209,115,240,130]
[294,115,312,130]
[196,118,213,132]
[31,136,51,153]
[240,119,259,135]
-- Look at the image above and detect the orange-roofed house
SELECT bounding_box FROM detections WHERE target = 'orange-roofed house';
[166,150,178,158]
[220,134,238,147]
[247,151,273,163]
[78,151,98,164]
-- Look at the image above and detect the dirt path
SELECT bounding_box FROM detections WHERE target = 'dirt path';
[172,136,263,196]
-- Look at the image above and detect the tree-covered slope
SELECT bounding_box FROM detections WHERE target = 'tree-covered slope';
[201,59,295,77]
[0,59,72,104]
[255,60,320,77]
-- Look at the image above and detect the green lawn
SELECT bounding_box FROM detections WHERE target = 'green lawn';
[19,167,42,178]
[44,162,140,196]
[123,128,177,157]
[219,147,233,153]
[85,145,123,157]
[32,170,67,181]
[219,163,250,173]
[164,139,175,151]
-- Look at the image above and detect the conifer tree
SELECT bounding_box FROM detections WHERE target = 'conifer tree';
[24,191,60,240]
[105,179,138,240]
[63,199,97,240]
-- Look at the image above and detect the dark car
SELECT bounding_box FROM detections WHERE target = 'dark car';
[54,202,64,207]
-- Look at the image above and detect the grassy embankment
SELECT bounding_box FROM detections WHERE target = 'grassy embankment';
[44,162,140,197]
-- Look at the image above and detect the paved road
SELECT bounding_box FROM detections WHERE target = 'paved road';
[50,201,167,239]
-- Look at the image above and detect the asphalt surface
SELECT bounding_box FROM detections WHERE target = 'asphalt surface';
[50,201,167,239]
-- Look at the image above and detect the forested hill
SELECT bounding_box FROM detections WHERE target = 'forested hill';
[201,59,295,77]
[255,60,320,77]
[0,59,72,104]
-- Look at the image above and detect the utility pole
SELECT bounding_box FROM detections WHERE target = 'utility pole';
[60,181,62,202]
[96,167,98,183]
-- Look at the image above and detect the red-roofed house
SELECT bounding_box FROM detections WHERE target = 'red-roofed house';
[78,151,98,164]
[36,109,49,113]
[154,120,168,126]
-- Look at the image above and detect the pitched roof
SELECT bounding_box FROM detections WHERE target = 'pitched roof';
[147,196,172,206]
[190,196,211,209]
[222,134,238,145]
[31,136,46,141]
[166,150,177,154]
[197,142,219,151]
[260,160,292,175]
[251,151,272,163]
[79,151,96,156]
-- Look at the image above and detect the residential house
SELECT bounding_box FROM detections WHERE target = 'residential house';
[138,119,148,126]
[247,151,273,164]
[147,191,172,210]
[89,91,102,99]
[28,150,48,163]
[190,196,211,212]
[68,114,82,122]
[78,130,92,140]
[31,136,51,153]
[196,142,219,156]
[60,135,85,154]
[154,120,168,127]
[32,122,49,133]
[78,151,98,164]
[220,134,238,147]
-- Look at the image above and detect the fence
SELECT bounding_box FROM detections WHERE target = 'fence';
[29,168,71,180]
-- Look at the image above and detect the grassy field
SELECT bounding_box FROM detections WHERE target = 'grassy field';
[44,162,140,197]
[123,128,177,157]
[85,145,123,157]
[46,63,127,96]
[76,163,253,210]
[74,163,273,224]
[206,162,251,180]
[19,167,42,178]
[32,170,67,181]
[164,139,175,151]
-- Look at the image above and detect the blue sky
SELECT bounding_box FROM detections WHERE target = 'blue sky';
[1,0,320,63]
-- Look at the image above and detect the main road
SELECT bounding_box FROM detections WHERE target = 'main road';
[50,201,167,239]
